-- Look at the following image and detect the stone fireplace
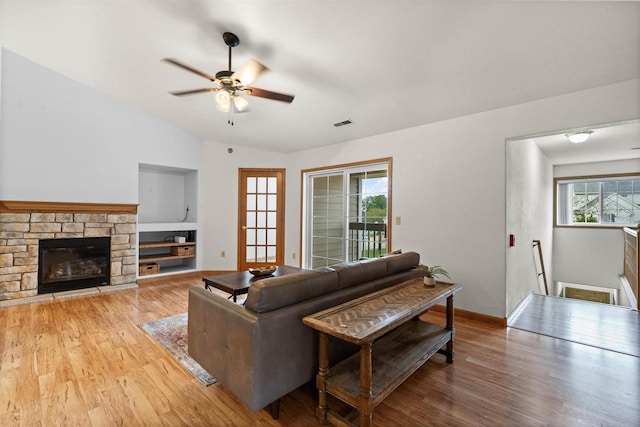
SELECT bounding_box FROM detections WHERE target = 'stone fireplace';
[38,236,111,294]
[0,201,138,303]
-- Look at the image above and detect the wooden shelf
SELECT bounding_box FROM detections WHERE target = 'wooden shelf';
[139,241,196,249]
[324,321,451,408]
[139,253,196,263]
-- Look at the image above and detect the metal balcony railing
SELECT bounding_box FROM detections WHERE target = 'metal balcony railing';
[348,222,387,261]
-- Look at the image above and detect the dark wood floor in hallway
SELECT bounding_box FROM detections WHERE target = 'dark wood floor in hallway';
[509,293,640,357]
[1,275,639,426]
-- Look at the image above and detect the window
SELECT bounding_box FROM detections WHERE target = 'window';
[556,174,640,226]
[302,159,391,268]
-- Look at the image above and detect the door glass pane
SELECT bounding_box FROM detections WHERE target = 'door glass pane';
[247,212,256,228]
[257,212,267,227]
[267,194,277,211]
[267,229,276,245]
[256,246,266,262]
[246,229,256,245]
[257,229,266,245]
[268,177,277,193]
[246,247,255,263]
[247,194,256,211]
[267,246,276,262]
[257,194,267,210]
[247,177,256,193]
[257,177,267,193]
[267,212,276,228]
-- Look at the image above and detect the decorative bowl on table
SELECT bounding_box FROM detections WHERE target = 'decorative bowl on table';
[248,265,277,277]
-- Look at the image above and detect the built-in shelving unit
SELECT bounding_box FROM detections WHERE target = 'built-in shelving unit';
[138,231,197,276]
[137,163,200,278]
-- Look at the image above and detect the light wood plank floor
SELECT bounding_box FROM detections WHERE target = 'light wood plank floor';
[509,294,640,357]
[1,275,639,426]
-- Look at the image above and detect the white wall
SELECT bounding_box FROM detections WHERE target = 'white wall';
[201,142,286,271]
[552,158,640,289]
[0,49,203,203]
[282,79,640,318]
[506,138,553,315]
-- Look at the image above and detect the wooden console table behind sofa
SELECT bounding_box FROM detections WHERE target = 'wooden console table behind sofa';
[303,278,462,427]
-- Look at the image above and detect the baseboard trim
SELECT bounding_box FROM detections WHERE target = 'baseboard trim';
[429,304,507,327]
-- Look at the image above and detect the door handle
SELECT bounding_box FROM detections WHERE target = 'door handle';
[242,225,247,230]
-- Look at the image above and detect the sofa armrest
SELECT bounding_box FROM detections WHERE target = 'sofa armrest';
[188,287,258,396]
[188,287,315,412]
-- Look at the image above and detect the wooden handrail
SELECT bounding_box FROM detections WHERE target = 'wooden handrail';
[532,240,549,295]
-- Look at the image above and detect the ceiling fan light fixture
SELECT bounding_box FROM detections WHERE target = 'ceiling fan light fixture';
[233,95,249,112]
[216,90,230,106]
[566,130,593,144]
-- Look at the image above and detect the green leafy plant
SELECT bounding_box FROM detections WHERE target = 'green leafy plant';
[415,264,450,279]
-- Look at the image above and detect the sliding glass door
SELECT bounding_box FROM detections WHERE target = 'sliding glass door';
[303,159,391,268]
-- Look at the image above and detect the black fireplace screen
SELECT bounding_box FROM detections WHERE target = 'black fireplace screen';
[38,237,110,294]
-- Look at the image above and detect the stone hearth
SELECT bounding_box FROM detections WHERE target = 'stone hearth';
[0,201,138,302]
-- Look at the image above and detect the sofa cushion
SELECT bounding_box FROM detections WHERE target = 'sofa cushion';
[385,251,420,274]
[332,257,388,289]
[244,269,338,313]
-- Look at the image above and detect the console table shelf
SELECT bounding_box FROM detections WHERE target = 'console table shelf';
[303,279,461,427]
[325,321,451,407]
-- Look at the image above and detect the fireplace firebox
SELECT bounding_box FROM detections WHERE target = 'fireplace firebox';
[38,237,111,294]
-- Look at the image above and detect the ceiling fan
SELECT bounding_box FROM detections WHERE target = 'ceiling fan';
[164,32,294,125]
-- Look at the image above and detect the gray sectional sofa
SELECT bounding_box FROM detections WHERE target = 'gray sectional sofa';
[187,251,421,417]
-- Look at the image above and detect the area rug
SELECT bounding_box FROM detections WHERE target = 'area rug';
[140,313,216,386]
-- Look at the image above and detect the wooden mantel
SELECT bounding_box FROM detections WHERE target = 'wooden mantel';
[0,200,138,214]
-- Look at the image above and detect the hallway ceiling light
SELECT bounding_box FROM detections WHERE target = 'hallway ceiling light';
[565,130,593,144]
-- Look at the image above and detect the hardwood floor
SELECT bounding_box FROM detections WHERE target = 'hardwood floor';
[1,275,639,426]
[509,294,640,357]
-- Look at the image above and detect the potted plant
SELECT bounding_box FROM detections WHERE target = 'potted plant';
[415,264,450,287]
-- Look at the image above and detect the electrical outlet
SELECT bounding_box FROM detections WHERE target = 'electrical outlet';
[221,251,226,258]
[292,252,296,260]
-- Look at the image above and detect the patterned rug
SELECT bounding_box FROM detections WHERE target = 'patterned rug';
[140,313,216,386]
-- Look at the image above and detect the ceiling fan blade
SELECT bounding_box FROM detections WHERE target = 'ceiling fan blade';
[163,58,217,82]
[246,87,295,103]
[232,59,269,86]
[169,88,216,96]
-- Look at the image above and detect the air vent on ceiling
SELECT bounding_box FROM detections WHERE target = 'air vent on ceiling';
[333,119,353,127]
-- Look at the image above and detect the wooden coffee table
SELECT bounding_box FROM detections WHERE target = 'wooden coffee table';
[202,265,305,302]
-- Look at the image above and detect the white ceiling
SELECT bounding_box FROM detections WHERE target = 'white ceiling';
[530,120,640,165]
[2,1,640,156]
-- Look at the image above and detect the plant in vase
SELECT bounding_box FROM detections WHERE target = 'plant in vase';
[415,264,450,287]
